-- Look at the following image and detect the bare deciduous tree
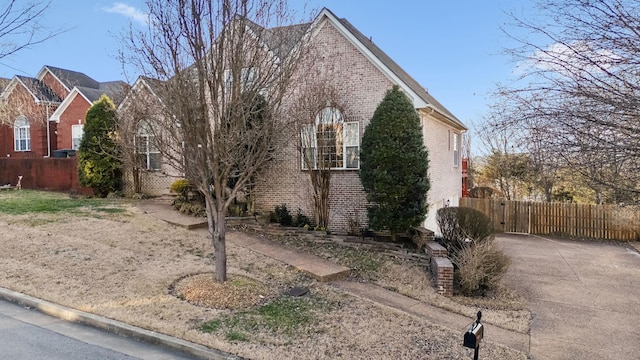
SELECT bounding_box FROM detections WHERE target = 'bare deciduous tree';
[0,0,63,59]
[474,116,531,200]
[494,0,640,203]
[121,0,309,281]
[291,71,347,229]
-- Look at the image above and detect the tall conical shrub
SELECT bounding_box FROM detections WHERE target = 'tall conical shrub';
[359,85,430,238]
[77,94,122,196]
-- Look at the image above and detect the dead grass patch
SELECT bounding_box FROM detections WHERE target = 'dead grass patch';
[0,194,527,359]
[173,273,269,309]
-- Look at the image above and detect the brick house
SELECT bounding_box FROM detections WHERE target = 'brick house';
[117,76,175,195]
[119,8,466,233]
[0,66,126,190]
[256,9,467,232]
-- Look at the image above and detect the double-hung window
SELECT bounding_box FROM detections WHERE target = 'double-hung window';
[301,107,359,170]
[136,122,161,171]
[71,124,84,150]
[224,67,258,93]
[14,115,30,151]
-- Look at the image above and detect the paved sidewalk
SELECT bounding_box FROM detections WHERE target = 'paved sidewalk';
[142,199,531,355]
[225,231,351,282]
[139,200,208,230]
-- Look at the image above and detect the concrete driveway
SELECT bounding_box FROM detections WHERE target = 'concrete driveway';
[497,234,640,360]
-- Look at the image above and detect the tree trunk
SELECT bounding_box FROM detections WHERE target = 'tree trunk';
[212,208,227,282]
[132,167,141,194]
[204,193,227,282]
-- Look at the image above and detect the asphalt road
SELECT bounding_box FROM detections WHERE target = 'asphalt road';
[0,299,199,360]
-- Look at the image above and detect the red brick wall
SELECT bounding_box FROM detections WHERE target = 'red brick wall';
[0,85,55,158]
[0,158,91,194]
[41,71,69,99]
[57,94,90,150]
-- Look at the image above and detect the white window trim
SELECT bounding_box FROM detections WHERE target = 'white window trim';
[301,107,359,170]
[136,122,161,171]
[14,115,30,152]
[224,67,258,93]
[71,124,84,150]
[453,132,460,167]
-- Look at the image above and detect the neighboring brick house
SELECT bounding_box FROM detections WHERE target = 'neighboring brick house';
[120,8,466,233]
[0,74,61,158]
[49,81,127,152]
[0,65,126,189]
[117,76,178,195]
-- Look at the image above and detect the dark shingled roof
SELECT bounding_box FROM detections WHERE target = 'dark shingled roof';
[16,76,62,102]
[332,14,464,129]
[263,23,312,59]
[75,81,129,104]
[139,76,166,97]
[0,77,10,93]
[44,65,100,90]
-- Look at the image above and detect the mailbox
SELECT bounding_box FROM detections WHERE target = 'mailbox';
[463,311,483,360]
[463,322,484,349]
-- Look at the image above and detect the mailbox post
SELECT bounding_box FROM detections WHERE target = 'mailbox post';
[463,311,483,360]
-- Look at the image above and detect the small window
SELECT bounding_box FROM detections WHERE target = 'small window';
[224,67,258,93]
[223,69,232,93]
[136,122,161,171]
[71,124,84,150]
[14,115,30,152]
[301,107,359,170]
[241,67,258,90]
[453,133,460,167]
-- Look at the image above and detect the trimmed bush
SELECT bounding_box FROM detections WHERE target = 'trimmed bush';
[436,207,495,254]
[170,179,191,196]
[293,209,311,228]
[170,179,205,217]
[270,204,293,226]
[452,240,510,296]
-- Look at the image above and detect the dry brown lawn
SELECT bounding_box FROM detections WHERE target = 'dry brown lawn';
[0,193,528,359]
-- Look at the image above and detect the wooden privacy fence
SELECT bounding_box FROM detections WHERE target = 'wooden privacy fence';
[459,198,639,241]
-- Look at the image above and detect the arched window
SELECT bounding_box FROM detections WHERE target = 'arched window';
[301,107,359,170]
[14,116,30,151]
[136,121,161,170]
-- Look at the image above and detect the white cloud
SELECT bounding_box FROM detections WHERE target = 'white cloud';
[523,41,620,77]
[102,2,149,25]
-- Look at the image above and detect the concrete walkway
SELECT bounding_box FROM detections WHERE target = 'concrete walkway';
[498,234,640,360]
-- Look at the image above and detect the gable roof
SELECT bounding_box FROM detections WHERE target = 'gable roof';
[117,76,166,112]
[82,81,128,103]
[49,81,130,122]
[0,77,10,93]
[315,8,466,130]
[37,65,100,92]
[12,76,62,103]
[262,22,312,59]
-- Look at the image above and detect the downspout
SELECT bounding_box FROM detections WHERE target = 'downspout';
[45,104,51,157]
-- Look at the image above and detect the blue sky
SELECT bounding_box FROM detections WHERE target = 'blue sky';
[0,0,535,131]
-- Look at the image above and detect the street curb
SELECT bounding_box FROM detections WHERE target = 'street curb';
[0,287,242,360]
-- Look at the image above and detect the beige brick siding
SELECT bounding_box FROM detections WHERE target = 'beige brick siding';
[125,16,464,234]
[256,18,463,234]
[122,165,181,196]
[254,18,394,233]
[422,112,463,233]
